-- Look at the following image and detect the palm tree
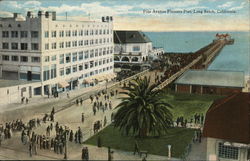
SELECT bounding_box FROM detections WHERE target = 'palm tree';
[114,77,173,138]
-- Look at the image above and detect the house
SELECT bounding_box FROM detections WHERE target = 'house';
[113,30,164,70]
[203,92,250,161]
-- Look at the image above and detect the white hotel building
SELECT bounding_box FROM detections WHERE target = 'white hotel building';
[0,11,115,96]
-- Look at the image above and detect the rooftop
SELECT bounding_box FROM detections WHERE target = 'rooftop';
[203,92,250,144]
[114,30,151,44]
[175,70,244,88]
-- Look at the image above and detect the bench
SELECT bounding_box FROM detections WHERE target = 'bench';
[134,141,148,158]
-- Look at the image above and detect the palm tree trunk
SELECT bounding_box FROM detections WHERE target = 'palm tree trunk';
[139,128,148,138]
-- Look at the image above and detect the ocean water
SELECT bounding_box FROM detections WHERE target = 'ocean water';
[146,32,250,75]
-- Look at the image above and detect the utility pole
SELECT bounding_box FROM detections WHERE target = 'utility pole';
[66,12,68,21]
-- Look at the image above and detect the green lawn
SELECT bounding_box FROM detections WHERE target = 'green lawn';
[162,91,224,120]
[84,125,195,158]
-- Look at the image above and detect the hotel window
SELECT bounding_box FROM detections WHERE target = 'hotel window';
[103,59,106,64]
[66,41,71,48]
[11,56,19,61]
[84,30,89,36]
[45,43,49,50]
[84,40,89,46]
[72,65,77,72]
[107,38,109,43]
[44,31,49,38]
[99,60,102,65]
[31,31,39,38]
[90,30,93,35]
[106,67,109,71]
[107,29,109,34]
[79,30,83,36]
[133,46,140,51]
[66,53,71,63]
[20,56,28,62]
[103,29,106,35]
[11,31,18,38]
[21,43,28,50]
[107,59,110,63]
[99,29,102,35]
[59,54,64,64]
[79,51,83,61]
[95,70,98,74]
[43,66,50,81]
[31,43,39,50]
[51,55,57,61]
[3,55,9,61]
[59,31,64,37]
[11,43,18,50]
[90,40,94,45]
[84,63,89,69]
[72,30,77,36]
[21,31,28,38]
[103,67,106,72]
[2,43,9,49]
[51,43,57,49]
[110,38,113,42]
[84,51,89,59]
[72,52,77,62]
[50,64,57,79]
[60,68,64,76]
[90,71,94,76]
[110,47,113,54]
[99,69,102,73]
[95,30,98,35]
[103,38,106,44]
[59,42,64,48]
[218,143,239,160]
[31,57,40,62]
[66,30,71,37]
[95,61,98,66]
[44,56,50,62]
[107,47,110,54]
[66,67,71,75]
[110,58,113,62]
[72,41,77,47]
[90,50,94,58]
[2,31,9,38]
[95,39,98,45]
[79,64,83,71]
[51,31,57,37]
[110,66,113,69]
[103,48,106,55]
[78,40,83,46]
[95,49,98,57]
[99,39,102,44]
[99,49,102,56]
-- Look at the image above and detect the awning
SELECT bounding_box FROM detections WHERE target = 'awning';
[58,81,69,88]
[83,78,94,84]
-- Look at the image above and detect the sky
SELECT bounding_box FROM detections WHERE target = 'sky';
[0,0,249,31]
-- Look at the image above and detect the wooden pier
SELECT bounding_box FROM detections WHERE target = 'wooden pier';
[154,39,232,90]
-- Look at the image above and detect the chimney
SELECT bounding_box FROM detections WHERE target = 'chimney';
[27,11,33,18]
[38,10,44,17]
[106,16,109,22]
[110,16,113,21]
[102,17,105,22]
[45,11,49,18]
[52,12,56,20]
[13,13,19,18]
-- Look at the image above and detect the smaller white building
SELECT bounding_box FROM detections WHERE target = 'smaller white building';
[203,92,250,161]
[113,30,164,70]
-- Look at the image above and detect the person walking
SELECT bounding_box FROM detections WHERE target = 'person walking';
[29,142,33,157]
[78,127,83,144]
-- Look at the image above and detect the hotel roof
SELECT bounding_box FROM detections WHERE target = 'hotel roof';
[175,70,244,88]
[114,30,151,44]
[203,92,250,144]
